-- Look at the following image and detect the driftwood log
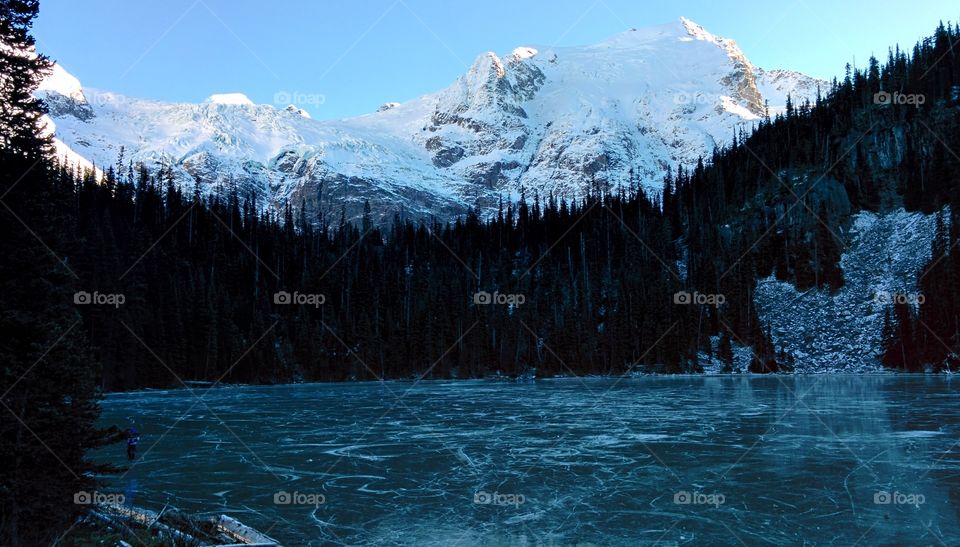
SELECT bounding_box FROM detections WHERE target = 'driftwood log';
[91,503,281,546]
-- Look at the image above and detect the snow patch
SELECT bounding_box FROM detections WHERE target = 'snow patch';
[720,96,760,119]
[284,104,311,118]
[36,63,85,101]
[206,93,254,106]
[377,102,401,112]
[510,46,538,60]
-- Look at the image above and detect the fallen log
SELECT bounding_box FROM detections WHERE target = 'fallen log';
[92,502,281,546]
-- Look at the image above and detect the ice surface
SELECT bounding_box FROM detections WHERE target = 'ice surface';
[98,377,960,545]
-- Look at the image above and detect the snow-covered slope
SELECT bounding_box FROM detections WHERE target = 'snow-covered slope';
[755,209,941,372]
[37,17,826,222]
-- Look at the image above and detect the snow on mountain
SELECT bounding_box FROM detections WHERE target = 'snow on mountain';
[37,17,827,223]
[755,208,941,372]
[285,104,312,118]
[36,62,84,101]
[206,93,255,105]
[756,68,824,116]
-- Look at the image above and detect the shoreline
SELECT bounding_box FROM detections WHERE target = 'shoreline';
[100,368,951,395]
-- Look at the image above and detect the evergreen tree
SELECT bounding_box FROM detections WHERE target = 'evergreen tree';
[0,0,50,158]
[0,2,118,544]
[718,331,734,372]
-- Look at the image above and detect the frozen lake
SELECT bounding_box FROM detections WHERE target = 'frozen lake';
[97,376,960,545]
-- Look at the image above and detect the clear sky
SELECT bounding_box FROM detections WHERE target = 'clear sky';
[33,0,959,120]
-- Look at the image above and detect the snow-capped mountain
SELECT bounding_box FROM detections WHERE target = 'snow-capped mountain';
[38,17,826,223]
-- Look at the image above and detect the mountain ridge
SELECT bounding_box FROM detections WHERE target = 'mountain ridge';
[37,17,827,223]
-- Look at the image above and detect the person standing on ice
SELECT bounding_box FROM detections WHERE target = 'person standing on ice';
[126,427,140,460]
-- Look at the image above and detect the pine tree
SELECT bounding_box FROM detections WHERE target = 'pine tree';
[718,331,734,372]
[814,203,844,291]
[0,3,118,544]
[0,0,50,158]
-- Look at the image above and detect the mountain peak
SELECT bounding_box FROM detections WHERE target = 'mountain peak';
[206,93,254,106]
[588,17,728,51]
[678,16,717,42]
[509,47,538,61]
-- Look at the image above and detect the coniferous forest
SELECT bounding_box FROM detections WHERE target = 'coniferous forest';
[52,22,960,386]
[5,13,960,394]
[2,0,960,543]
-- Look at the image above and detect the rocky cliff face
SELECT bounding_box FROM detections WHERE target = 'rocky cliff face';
[37,17,826,224]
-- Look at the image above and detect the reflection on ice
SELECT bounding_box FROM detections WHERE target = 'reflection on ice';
[97,376,960,545]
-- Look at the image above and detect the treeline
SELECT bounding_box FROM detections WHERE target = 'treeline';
[26,20,960,392]
[69,163,756,389]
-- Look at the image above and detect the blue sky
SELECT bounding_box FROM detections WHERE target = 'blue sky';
[34,0,958,120]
